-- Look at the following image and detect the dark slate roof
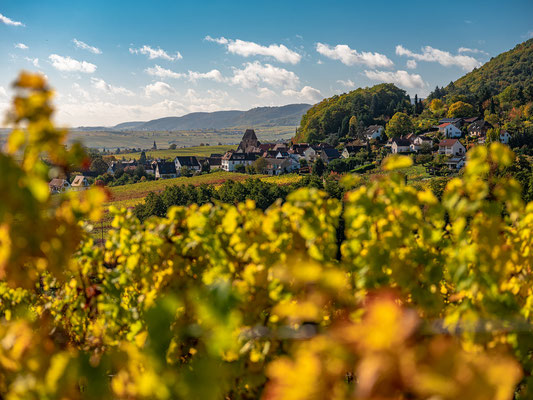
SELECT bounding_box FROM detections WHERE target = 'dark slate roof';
[468,120,493,131]
[156,161,177,174]
[242,129,258,142]
[175,156,200,167]
[363,125,383,135]
[321,148,341,159]
[392,138,411,146]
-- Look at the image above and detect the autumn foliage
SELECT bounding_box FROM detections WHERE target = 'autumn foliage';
[0,73,532,399]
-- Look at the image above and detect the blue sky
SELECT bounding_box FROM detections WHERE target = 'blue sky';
[0,0,532,126]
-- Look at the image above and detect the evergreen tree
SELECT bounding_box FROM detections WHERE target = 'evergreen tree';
[139,151,147,164]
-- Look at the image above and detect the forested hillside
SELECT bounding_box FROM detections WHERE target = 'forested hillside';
[294,84,411,142]
[442,38,533,101]
[296,38,533,143]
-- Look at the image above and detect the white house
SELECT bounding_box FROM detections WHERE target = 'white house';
[154,161,177,179]
[438,139,465,156]
[391,138,412,154]
[221,151,256,172]
[174,156,201,174]
[411,135,433,152]
[71,175,90,191]
[499,131,511,144]
[439,123,462,138]
[362,125,384,140]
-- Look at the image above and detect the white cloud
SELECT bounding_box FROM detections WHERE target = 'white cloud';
[187,69,224,83]
[0,13,24,27]
[282,86,323,102]
[458,47,488,56]
[257,87,276,98]
[316,43,393,68]
[230,61,299,89]
[91,78,134,96]
[145,65,183,79]
[406,59,417,69]
[14,43,28,50]
[364,70,426,89]
[0,86,7,97]
[205,35,301,64]
[337,79,356,88]
[25,57,40,67]
[395,45,481,71]
[145,65,224,82]
[144,81,175,97]
[48,54,97,73]
[129,45,182,61]
[73,39,102,54]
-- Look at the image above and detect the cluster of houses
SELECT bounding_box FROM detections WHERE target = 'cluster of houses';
[387,116,513,170]
[49,116,516,192]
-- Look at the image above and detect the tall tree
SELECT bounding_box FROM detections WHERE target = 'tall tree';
[385,112,414,138]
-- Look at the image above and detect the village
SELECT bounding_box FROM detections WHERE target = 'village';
[48,116,513,194]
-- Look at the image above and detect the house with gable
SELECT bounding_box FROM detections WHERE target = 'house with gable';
[174,156,201,174]
[49,178,71,194]
[438,123,462,138]
[154,161,177,179]
[71,175,90,191]
[362,125,384,140]
[438,139,465,156]
[391,137,412,154]
[468,120,493,138]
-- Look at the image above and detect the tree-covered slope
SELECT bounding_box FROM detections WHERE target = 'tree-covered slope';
[445,38,533,98]
[294,83,412,143]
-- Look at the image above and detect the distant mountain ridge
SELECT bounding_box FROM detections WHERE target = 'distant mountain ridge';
[78,104,312,131]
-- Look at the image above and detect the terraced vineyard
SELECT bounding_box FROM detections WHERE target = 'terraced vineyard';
[90,172,303,243]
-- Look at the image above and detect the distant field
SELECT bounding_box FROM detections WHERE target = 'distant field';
[118,145,236,160]
[56,125,297,149]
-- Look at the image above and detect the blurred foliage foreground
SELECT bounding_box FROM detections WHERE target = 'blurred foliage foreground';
[0,73,532,399]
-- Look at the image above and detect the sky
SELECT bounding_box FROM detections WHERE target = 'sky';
[0,0,532,127]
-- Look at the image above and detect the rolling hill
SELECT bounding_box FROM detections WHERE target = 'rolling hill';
[99,104,312,132]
